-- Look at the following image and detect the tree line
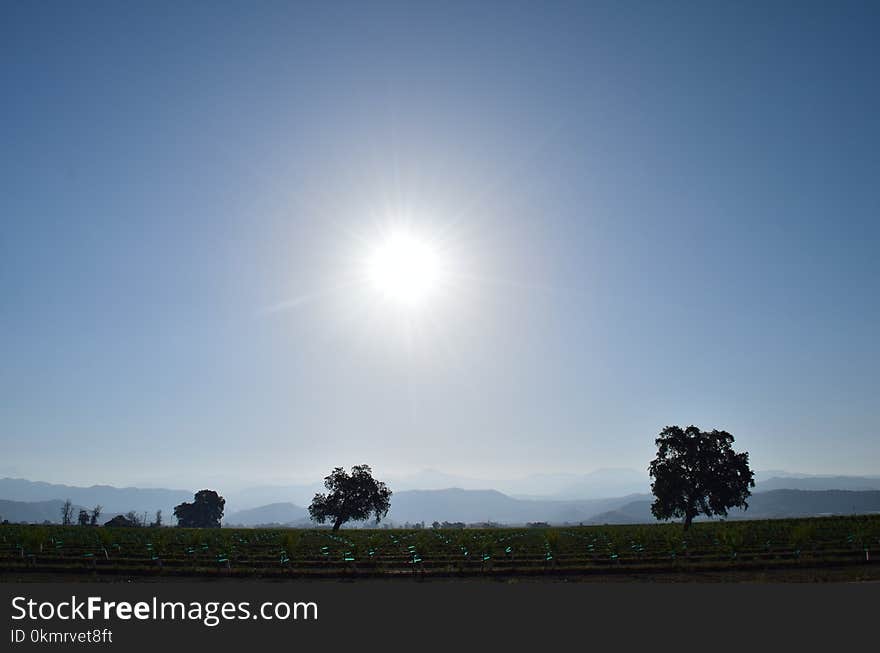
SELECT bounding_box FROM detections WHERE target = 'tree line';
[60,501,164,528]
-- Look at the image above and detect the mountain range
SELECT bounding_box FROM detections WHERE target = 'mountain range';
[2,471,880,526]
[0,477,191,519]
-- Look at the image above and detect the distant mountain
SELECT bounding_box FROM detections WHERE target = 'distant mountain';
[388,470,495,492]
[385,488,651,524]
[6,473,880,528]
[743,489,880,518]
[224,502,309,527]
[0,478,192,518]
[756,476,880,492]
[0,499,85,524]
[0,499,124,524]
[227,484,323,512]
[583,490,880,525]
[232,488,880,527]
[586,500,654,524]
[392,469,880,499]
[551,468,650,499]
[388,488,527,524]
[387,468,649,499]
[227,490,646,527]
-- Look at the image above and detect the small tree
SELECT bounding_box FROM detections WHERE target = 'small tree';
[151,509,162,528]
[309,465,392,531]
[174,490,225,528]
[90,505,102,526]
[104,514,138,527]
[648,425,755,530]
[125,511,143,527]
[77,509,90,526]
[61,499,73,525]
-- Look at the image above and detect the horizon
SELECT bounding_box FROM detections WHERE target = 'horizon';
[3,3,879,486]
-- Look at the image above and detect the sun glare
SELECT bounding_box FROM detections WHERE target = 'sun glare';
[366,229,446,309]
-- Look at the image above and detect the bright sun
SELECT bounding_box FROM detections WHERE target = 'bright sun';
[366,229,446,308]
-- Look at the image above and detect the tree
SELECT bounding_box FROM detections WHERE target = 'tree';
[61,499,73,525]
[151,509,162,528]
[309,465,392,531]
[648,425,755,530]
[125,511,144,527]
[77,509,90,526]
[104,514,138,528]
[174,490,225,528]
[90,505,102,526]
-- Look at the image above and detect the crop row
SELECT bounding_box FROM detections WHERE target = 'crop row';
[2,515,877,578]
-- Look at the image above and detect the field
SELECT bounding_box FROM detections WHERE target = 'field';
[2,515,879,582]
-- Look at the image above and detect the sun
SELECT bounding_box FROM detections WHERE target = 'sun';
[365,228,447,309]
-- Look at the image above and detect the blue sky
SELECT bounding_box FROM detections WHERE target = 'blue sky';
[2,1,878,488]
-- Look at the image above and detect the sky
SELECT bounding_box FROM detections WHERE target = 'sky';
[2,1,878,489]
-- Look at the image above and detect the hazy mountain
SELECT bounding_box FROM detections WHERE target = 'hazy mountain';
[0,499,85,524]
[227,484,323,512]
[551,468,650,499]
[0,499,125,524]
[5,473,880,527]
[224,502,309,527]
[744,489,880,517]
[756,476,880,492]
[387,468,648,498]
[390,468,880,500]
[388,488,528,523]
[388,469,495,492]
[585,507,647,525]
[385,488,651,524]
[226,469,637,509]
[8,487,880,527]
[583,490,880,525]
[389,469,880,499]
[229,490,652,526]
[0,478,191,518]
[233,488,880,527]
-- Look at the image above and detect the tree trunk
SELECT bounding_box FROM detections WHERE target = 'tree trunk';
[683,512,694,531]
[332,517,344,531]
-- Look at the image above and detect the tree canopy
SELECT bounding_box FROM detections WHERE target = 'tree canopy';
[309,464,392,531]
[173,489,225,528]
[104,514,139,528]
[648,425,755,530]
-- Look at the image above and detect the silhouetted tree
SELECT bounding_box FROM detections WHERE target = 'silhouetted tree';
[77,509,90,526]
[61,499,73,525]
[125,511,144,527]
[104,514,138,527]
[90,505,102,526]
[151,509,162,528]
[648,425,755,530]
[309,465,392,531]
[174,490,225,528]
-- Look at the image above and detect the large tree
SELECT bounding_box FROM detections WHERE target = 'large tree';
[173,489,225,528]
[309,465,392,531]
[648,425,755,530]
